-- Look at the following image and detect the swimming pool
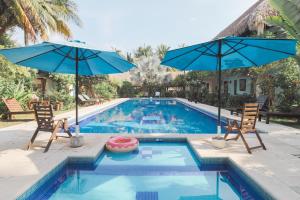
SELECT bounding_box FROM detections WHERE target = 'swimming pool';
[72,99,225,134]
[19,141,270,200]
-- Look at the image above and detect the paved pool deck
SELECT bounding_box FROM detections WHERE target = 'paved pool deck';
[0,98,299,200]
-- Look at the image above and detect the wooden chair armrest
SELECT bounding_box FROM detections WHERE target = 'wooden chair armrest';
[54,117,70,122]
[226,117,240,128]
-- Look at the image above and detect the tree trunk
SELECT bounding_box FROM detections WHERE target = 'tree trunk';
[24,29,29,46]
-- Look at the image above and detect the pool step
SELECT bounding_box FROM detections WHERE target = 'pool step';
[136,192,158,200]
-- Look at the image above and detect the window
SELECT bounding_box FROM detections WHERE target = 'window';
[239,79,246,91]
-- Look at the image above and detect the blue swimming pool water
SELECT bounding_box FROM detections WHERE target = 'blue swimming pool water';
[23,141,268,200]
[73,99,225,134]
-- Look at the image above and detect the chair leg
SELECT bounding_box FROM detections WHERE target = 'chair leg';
[239,131,252,154]
[27,128,39,150]
[234,133,240,141]
[254,130,266,150]
[266,114,270,124]
[44,133,56,153]
[224,129,230,140]
[65,129,72,137]
[44,122,61,153]
[225,130,240,141]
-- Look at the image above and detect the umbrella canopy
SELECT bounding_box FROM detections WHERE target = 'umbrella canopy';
[161,36,297,133]
[0,41,134,74]
[0,40,135,134]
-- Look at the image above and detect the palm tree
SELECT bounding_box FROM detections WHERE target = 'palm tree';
[156,44,170,60]
[134,45,153,58]
[0,0,81,45]
[126,52,134,63]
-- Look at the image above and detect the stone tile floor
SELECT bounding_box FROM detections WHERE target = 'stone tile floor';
[0,98,299,200]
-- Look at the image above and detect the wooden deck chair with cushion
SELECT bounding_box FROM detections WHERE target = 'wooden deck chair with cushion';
[257,95,269,112]
[27,105,72,153]
[2,98,34,120]
[82,94,98,104]
[224,103,266,154]
[78,94,90,105]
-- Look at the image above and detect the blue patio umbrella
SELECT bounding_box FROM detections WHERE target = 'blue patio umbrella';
[161,36,297,133]
[0,40,135,134]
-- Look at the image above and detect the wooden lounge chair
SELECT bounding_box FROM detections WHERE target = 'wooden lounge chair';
[257,95,269,112]
[78,94,92,105]
[27,105,72,153]
[224,103,266,154]
[82,94,99,104]
[2,98,34,120]
[155,91,160,98]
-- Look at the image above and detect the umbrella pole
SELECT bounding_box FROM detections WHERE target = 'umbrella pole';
[75,47,79,136]
[217,40,222,135]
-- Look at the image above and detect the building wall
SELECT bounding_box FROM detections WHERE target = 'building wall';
[223,76,252,96]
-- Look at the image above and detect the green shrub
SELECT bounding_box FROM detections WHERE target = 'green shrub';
[202,93,218,106]
[94,81,118,99]
[0,79,33,119]
[48,91,74,111]
[274,60,300,112]
[225,95,256,108]
[118,81,136,97]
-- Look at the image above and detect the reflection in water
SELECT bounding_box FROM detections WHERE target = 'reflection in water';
[75,99,226,134]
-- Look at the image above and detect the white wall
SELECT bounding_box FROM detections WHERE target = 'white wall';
[223,76,252,95]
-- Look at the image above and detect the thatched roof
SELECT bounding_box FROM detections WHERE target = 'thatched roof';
[216,0,279,38]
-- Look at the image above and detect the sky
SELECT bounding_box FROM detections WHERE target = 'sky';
[12,0,257,53]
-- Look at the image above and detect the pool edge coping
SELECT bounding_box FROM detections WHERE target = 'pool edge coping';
[17,137,277,200]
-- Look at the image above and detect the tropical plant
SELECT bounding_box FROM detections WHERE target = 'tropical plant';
[50,73,74,91]
[126,53,134,63]
[0,79,32,104]
[45,73,74,110]
[79,75,107,97]
[134,45,153,58]
[94,81,118,99]
[131,55,167,84]
[267,0,300,63]
[48,90,74,110]
[273,59,300,111]
[118,81,136,97]
[156,44,170,60]
[0,79,33,118]
[0,0,81,45]
[0,33,15,48]
[130,55,168,96]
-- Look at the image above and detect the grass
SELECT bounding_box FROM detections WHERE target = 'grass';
[0,109,74,129]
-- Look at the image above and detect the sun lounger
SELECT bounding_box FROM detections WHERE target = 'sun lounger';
[2,98,34,120]
[155,91,160,98]
[27,105,72,152]
[78,94,93,105]
[82,94,100,104]
[224,103,266,154]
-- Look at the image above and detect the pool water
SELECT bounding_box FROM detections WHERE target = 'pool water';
[73,99,225,134]
[25,142,266,200]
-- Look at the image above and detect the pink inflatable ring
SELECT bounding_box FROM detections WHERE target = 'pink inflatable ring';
[106,136,139,152]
